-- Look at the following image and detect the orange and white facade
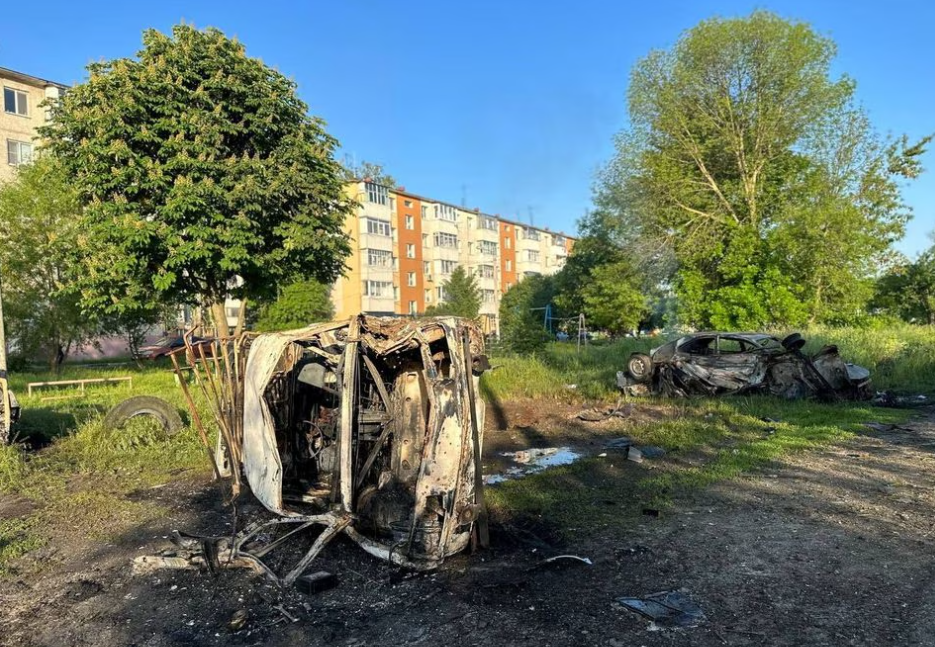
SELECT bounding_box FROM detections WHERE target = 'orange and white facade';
[333,181,575,334]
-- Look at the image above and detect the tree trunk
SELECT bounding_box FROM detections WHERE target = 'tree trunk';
[234,298,247,337]
[210,301,231,339]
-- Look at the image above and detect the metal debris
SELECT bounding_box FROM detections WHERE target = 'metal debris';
[618,590,705,628]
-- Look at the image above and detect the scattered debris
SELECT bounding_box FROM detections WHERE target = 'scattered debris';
[576,402,634,422]
[618,590,705,628]
[295,571,338,595]
[872,391,929,408]
[640,446,666,459]
[538,554,593,567]
[617,332,871,400]
[627,446,643,463]
[605,437,633,449]
[103,395,184,437]
[641,508,661,518]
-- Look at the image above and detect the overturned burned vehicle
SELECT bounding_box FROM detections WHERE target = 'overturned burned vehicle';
[156,316,489,587]
[617,332,871,400]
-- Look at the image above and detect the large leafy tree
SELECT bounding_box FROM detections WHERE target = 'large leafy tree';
[41,24,353,336]
[255,280,334,331]
[0,159,99,370]
[425,266,481,318]
[498,275,556,353]
[596,10,930,328]
[580,260,648,335]
[873,244,935,325]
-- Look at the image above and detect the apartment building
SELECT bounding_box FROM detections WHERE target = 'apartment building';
[333,181,575,334]
[1,67,66,184]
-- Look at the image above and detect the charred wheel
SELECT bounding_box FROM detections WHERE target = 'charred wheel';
[627,353,653,383]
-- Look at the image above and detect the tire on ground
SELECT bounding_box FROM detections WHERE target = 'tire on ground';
[103,395,184,437]
[627,353,653,383]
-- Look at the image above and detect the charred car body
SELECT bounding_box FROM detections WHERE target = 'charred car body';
[160,315,489,586]
[617,332,871,400]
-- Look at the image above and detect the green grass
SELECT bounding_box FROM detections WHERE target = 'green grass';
[0,363,216,575]
[486,389,916,538]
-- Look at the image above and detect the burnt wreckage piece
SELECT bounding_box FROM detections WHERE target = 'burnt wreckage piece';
[617,332,871,400]
[163,316,489,587]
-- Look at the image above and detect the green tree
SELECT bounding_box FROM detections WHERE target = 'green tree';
[0,159,98,370]
[255,280,335,331]
[596,10,930,329]
[499,275,556,353]
[581,260,648,335]
[41,24,353,337]
[345,160,397,188]
[873,244,935,325]
[425,266,481,318]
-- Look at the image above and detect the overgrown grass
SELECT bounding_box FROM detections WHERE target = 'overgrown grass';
[483,324,935,402]
[0,363,215,575]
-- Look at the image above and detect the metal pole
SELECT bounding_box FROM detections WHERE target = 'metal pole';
[0,272,10,442]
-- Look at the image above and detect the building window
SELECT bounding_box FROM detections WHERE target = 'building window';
[226,306,241,319]
[436,286,447,301]
[506,282,513,290]
[423,261,430,275]
[366,182,388,205]
[526,250,540,262]
[405,215,414,230]
[6,140,33,166]
[424,289,432,304]
[409,300,417,315]
[478,240,498,256]
[505,259,512,272]
[404,199,413,208]
[476,265,495,279]
[435,204,457,222]
[406,243,416,259]
[421,205,428,218]
[365,217,391,236]
[3,88,28,116]
[478,216,498,231]
[363,280,393,297]
[407,272,416,287]
[505,237,512,249]
[439,260,458,275]
[522,228,541,241]
[554,235,566,247]
[367,249,393,267]
[433,232,458,248]
[523,271,541,278]
[482,289,496,303]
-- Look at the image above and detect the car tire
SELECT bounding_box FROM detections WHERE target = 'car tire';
[104,396,184,437]
[781,333,806,352]
[627,353,653,383]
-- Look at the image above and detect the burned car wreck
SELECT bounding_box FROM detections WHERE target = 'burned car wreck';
[617,332,871,400]
[147,316,489,587]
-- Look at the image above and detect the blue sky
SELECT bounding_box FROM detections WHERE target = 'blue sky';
[2,0,932,255]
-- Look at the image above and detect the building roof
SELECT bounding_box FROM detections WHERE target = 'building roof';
[360,180,576,241]
[0,66,68,91]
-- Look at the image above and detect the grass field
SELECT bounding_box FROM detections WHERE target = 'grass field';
[1,325,933,572]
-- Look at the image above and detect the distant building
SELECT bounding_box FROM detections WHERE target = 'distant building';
[332,181,575,334]
[0,67,67,183]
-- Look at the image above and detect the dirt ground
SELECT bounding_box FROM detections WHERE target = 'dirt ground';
[4,404,935,646]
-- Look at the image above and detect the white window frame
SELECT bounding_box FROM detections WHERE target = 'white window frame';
[3,88,28,116]
[6,139,33,166]
[407,272,416,287]
[526,250,540,262]
[505,259,512,271]
[433,232,458,248]
[365,217,391,237]
[476,265,495,279]
[406,243,416,259]
[478,216,498,231]
[367,249,393,267]
[478,240,498,256]
[405,215,415,230]
[408,300,417,315]
[363,280,393,297]
[366,182,388,205]
[440,260,458,275]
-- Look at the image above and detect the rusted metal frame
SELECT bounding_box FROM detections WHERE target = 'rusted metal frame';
[355,420,393,491]
[345,526,443,571]
[435,323,467,554]
[338,317,360,512]
[282,514,353,586]
[360,353,391,409]
[195,342,243,474]
[462,327,489,549]
[168,351,223,484]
